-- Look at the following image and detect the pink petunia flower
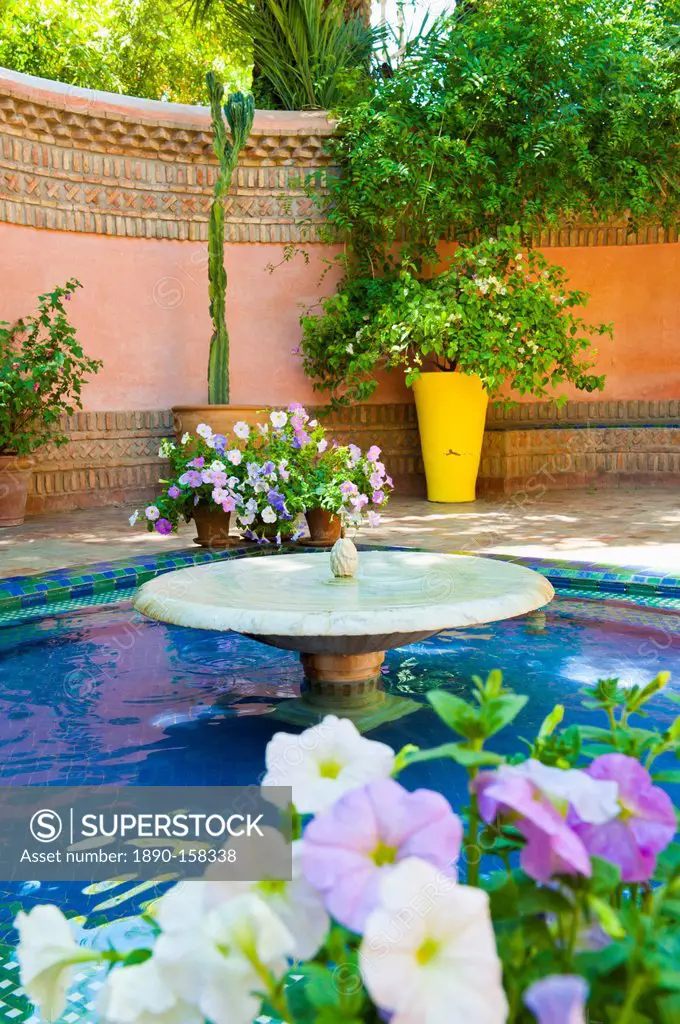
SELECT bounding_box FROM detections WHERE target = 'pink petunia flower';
[302,778,462,933]
[366,445,381,462]
[570,754,677,882]
[476,760,618,883]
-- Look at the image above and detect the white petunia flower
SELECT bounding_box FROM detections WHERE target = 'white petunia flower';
[100,958,203,1024]
[210,460,226,472]
[195,423,213,439]
[207,837,329,960]
[270,410,288,429]
[262,715,395,814]
[226,449,242,466]
[15,906,99,1023]
[238,512,256,527]
[317,439,328,454]
[145,505,160,521]
[180,432,191,444]
[261,506,277,524]
[360,858,508,1024]
[128,510,139,526]
[233,421,250,440]
[511,760,619,824]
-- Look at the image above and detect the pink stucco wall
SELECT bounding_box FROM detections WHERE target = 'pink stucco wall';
[3,224,680,411]
[0,223,410,409]
[438,241,680,403]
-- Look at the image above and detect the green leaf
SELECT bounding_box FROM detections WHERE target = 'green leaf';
[586,894,626,939]
[537,703,565,741]
[400,742,504,769]
[590,856,622,895]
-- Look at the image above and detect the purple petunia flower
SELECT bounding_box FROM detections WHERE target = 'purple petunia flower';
[188,456,205,469]
[292,430,311,449]
[570,754,677,882]
[372,490,385,505]
[212,434,227,454]
[340,481,359,498]
[366,511,381,528]
[302,777,462,933]
[369,470,385,491]
[179,470,202,488]
[167,485,181,500]
[267,489,287,513]
[261,461,276,477]
[154,518,172,535]
[347,444,362,466]
[524,975,588,1024]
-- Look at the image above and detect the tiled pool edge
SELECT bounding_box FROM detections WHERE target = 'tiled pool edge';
[1,544,680,615]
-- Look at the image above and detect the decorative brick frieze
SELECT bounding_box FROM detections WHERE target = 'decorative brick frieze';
[0,69,333,242]
[23,400,680,514]
[27,410,174,514]
[2,69,679,246]
[487,398,680,429]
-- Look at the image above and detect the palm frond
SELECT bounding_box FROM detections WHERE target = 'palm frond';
[185,0,383,109]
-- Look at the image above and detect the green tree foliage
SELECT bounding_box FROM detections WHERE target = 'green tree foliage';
[321,0,680,270]
[0,0,249,103]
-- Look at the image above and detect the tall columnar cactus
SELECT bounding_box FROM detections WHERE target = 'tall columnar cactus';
[206,73,255,405]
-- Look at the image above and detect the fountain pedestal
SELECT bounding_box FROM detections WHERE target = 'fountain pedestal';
[133,550,554,733]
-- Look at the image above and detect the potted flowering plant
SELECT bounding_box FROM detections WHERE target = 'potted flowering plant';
[133,422,250,548]
[301,230,612,503]
[0,280,102,526]
[17,669,680,1023]
[248,403,394,546]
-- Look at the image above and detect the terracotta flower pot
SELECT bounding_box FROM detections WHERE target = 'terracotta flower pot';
[0,455,33,527]
[172,405,268,442]
[300,507,342,547]
[192,506,233,548]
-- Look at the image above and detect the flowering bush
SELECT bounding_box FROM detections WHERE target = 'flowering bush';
[301,232,612,406]
[0,280,102,456]
[133,406,393,541]
[16,668,680,1023]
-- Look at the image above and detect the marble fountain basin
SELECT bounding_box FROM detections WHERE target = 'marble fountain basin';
[134,550,554,730]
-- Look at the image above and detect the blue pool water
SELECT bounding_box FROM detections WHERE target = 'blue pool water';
[0,587,679,942]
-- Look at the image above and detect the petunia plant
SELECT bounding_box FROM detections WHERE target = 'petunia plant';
[135,406,394,544]
[130,422,250,536]
[15,668,680,1024]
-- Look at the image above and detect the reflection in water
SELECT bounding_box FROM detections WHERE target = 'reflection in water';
[0,592,678,936]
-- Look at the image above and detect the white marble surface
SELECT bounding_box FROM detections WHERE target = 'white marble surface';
[133,551,554,638]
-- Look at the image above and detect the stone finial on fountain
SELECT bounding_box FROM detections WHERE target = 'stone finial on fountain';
[330,533,358,578]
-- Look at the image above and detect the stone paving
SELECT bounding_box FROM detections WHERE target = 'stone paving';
[0,489,678,579]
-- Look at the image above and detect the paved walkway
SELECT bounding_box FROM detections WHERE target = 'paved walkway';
[1,489,678,579]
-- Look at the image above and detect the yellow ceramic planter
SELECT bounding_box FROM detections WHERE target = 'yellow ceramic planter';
[412,372,488,502]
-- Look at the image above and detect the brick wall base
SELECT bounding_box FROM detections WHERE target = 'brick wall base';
[26,400,680,515]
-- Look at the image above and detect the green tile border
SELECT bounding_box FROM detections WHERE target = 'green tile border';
[1,541,680,620]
